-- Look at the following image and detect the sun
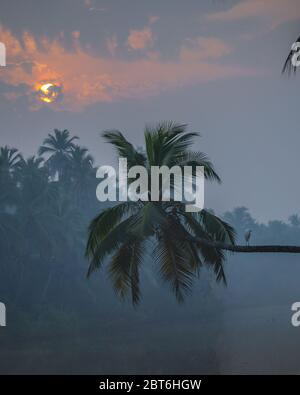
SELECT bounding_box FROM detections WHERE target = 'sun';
[37,82,61,103]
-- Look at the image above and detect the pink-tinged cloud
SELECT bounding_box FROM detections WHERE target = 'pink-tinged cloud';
[206,0,300,29]
[72,31,81,40]
[127,17,160,51]
[127,27,154,50]
[0,28,258,112]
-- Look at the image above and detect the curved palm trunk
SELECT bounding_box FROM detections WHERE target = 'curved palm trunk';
[190,236,300,253]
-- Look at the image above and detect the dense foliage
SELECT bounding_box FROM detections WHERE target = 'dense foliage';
[1,129,300,373]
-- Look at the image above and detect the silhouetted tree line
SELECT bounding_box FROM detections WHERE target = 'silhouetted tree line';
[0,129,102,314]
[1,128,300,313]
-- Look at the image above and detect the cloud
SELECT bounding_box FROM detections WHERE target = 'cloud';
[126,16,160,51]
[72,31,81,40]
[206,0,300,29]
[149,16,160,25]
[84,0,107,12]
[0,27,257,111]
[180,37,232,62]
[127,26,154,51]
[106,34,118,56]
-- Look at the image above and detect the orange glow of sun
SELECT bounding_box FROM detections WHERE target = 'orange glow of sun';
[37,82,61,103]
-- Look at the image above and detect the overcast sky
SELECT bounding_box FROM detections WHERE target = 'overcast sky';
[0,0,300,222]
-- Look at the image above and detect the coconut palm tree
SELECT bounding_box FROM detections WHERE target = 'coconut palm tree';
[0,146,21,208]
[16,156,47,182]
[69,146,94,174]
[86,122,300,305]
[0,146,21,172]
[67,145,95,206]
[38,129,78,180]
[86,122,235,304]
[14,156,55,252]
[68,145,95,195]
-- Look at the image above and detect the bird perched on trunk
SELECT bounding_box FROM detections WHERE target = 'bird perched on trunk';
[244,229,252,246]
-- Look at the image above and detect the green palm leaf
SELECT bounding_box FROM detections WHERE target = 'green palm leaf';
[109,237,145,305]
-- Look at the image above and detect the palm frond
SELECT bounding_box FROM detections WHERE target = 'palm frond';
[178,207,229,284]
[154,234,194,302]
[175,151,221,183]
[200,210,236,244]
[86,209,140,276]
[144,122,198,166]
[38,145,56,156]
[102,130,146,167]
[130,202,168,237]
[86,202,138,245]
[108,238,145,305]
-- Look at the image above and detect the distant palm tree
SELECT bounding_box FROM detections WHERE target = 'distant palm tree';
[0,146,21,173]
[68,145,95,206]
[16,156,46,180]
[38,129,78,180]
[0,147,20,238]
[0,146,21,207]
[68,146,94,182]
[15,156,54,236]
[289,214,300,227]
[86,122,235,304]
[15,156,51,205]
